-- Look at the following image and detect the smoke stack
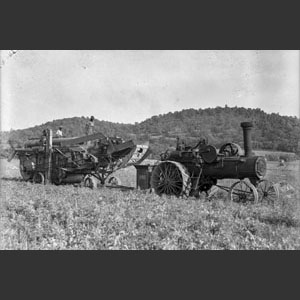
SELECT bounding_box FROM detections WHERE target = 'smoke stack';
[240,122,253,157]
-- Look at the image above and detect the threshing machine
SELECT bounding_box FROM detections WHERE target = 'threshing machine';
[8,131,151,188]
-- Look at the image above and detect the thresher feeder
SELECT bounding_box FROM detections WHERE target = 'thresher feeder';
[8,131,151,189]
[150,122,279,203]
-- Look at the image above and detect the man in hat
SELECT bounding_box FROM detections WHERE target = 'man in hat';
[85,116,95,135]
[56,126,63,138]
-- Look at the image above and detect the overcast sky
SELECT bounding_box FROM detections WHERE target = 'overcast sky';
[1,50,299,131]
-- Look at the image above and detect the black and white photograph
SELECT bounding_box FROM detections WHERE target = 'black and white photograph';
[0,50,299,250]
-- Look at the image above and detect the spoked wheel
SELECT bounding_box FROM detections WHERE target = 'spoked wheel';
[150,161,191,197]
[256,179,279,203]
[107,176,121,186]
[52,168,66,185]
[229,180,258,203]
[32,172,45,184]
[19,158,34,181]
[83,175,98,189]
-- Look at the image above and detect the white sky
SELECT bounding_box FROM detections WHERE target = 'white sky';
[1,50,299,131]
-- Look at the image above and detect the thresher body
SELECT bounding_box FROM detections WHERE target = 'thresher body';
[12,132,150,185]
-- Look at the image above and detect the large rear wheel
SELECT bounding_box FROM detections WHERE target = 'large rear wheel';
[150,161,191,197]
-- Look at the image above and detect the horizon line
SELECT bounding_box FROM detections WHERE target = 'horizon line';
[1,105,299,132]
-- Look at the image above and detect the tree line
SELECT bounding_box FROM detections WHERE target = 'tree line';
[1,107,299,158]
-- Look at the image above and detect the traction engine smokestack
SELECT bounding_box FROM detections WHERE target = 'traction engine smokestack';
[241,122,253,157]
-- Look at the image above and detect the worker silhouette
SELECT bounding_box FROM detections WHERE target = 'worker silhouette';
[56,126,63,138]
[86,116,95,135]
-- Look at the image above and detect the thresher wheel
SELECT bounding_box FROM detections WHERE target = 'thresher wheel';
[32,172,45,184]
[229,180,258,203]
[52,168,66,185]
[107,176,121,186]
[83,175,98,189]
[150,161,191,197]
[256,179,279,203]
[19,159,33,181]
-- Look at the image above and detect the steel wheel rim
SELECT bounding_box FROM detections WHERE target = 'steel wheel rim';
[108,176,120,186]
[19,159,32,181]
[151,161,190,197]
[257,179,279,203]
[229,180,258,203]
[52,168,65,185]
[33,172,44,184]
[84,176,95,189]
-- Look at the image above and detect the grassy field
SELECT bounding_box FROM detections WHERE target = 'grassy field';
[1,159,300,250]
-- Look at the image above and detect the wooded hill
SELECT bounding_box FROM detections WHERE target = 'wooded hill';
[1,106,300,158]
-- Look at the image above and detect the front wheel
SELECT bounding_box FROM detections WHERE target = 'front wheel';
[256,179,279,203]
[229,180,258,203]
[83,175,98,189]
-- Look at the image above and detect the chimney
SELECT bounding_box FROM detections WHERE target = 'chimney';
[240,122,253,157]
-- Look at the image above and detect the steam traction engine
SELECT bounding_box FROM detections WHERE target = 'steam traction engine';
[9,131,150,188]
[150,122,279,203]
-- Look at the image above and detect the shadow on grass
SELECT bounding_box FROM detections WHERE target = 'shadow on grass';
[0,177,26,182]
[258,215,300,228]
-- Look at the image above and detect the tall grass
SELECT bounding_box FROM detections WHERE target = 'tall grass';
[1,158,299,250]
[1,178,299,250]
